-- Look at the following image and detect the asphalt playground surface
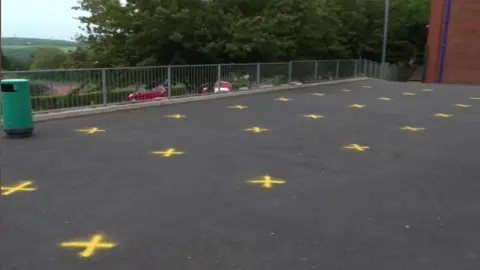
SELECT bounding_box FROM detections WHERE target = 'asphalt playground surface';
[2,79,480,270]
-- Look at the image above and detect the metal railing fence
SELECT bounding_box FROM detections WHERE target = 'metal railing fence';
[1,59,388,112]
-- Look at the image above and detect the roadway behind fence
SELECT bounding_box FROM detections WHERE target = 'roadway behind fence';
[1,59,390,112]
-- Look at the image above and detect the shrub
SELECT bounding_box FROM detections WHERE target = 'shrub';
[231,78,250,90]
[31,89,136,111]
[170,83,187,96]
[266,75,287,85]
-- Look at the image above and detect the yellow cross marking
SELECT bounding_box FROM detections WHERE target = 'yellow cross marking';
[245,127,269,133]
[311,92,325,96]
[247,175,286,188]
[403,92,416,96]
[164,114,185,119]
[303,114,324,119]
[455,104,471,108]
[377,97,392,101]
[341,89,351,92]
[60,234,117,258]
[434,113,454,118]
[362,85,372,88]
[275,97,290,102]
[469,97,480,100]
[422,88,433,92]
[228,105,248,109]
[400,126,425,131]
[1,180,37,196]
[76,127,105,134]
[151,148,184,157]
[349,104,365,108]
[343,144,369,152]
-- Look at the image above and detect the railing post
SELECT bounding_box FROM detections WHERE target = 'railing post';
[314,61,318,81]
[217,64,222,85]
[363,60,367,76]
[101,69,107,105]
[382,63,385,79]
[288,61,292,83]
[167,66,172,97]
[256,63,260,87]
[354,60,358,77]
[335,60,340,79]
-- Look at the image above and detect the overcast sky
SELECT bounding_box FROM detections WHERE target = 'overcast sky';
[2,0,84,40]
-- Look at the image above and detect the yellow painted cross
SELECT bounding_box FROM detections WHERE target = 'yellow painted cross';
[341,89,351,92]
[1,180,37,196]
[377,97,392,101]
[400,126,425,131]
[343,144,369,152]
[247,175,286,188]
[245,127,269,133]
[311,92,325,96]
[76,127,105,134]
[434,113,454,118]
[349,104,365,108]
[469,97,480,100]
[455,104,471,108]
[422,88,433,92]
[164,114,185,119]
[228,105,248,109]
[151,148,184,157]
[60,234,117,258]
[403,92,416,96]
[303,114,324,119]
[275,97,290,102]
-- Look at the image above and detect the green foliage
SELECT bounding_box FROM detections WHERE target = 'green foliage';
[29,47,68,70]
[222,73,252,89]
[1,49,11,69]
[2,37,77,47]
[171,83,187,96]
[1,49,28,70]
[68,0,430,67]
[31,89,135,111]
[2,0,430,71]
[1,38,78,65]
[267,75,288,85]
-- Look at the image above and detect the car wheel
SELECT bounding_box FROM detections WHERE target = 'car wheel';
[131,98,137,102]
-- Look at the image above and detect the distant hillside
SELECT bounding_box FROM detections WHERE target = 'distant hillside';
[2,37,78,61]
[2,37,77,47]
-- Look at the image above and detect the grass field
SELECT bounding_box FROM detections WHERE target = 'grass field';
[2,37,78,62]
[2,45,77,62]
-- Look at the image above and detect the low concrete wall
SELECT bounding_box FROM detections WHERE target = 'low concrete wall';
[33,77,368,122]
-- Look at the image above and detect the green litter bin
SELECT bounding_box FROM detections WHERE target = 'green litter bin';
[1,79,34,137]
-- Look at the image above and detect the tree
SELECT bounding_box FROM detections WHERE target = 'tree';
[29,47,68,70]
[69,0,430,67]
[1,49,11,70]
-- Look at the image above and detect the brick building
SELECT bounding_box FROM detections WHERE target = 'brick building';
[425,0,480,84]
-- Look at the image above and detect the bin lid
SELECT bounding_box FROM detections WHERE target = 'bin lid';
[1,79,28,84]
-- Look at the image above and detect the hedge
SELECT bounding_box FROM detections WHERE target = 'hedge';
[31,89,136,111]
[31,84,188,111]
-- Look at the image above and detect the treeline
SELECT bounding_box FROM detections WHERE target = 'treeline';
[4,0,430,71]
[1,37,77,47]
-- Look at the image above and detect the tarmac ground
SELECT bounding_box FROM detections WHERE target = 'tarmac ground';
[2,79,480,270]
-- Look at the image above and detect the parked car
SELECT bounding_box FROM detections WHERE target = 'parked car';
[126,80,232,101]
[127,82,167,101]
[201,81,233,94]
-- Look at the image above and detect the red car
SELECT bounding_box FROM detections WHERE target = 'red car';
[201,81,233,94]
[127,85,167,101]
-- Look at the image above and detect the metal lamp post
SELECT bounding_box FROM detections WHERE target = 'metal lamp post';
[381,0,390,79]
